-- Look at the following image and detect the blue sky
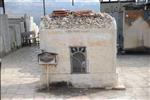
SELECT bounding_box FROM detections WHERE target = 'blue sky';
[3,0,100,25]
[5,0,100,2]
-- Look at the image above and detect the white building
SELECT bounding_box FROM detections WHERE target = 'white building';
[0,14,39,57]
[39,12,119,88]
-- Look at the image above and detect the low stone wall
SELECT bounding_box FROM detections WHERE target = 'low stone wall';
[0,15,24,57]
[39,13,118,88]
[8,18,25,49]
[0,15,10,57]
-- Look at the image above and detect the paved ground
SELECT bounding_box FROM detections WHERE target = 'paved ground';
[1,46,150,100]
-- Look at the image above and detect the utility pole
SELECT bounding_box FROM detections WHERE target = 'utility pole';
[3,0,5,14]
[43,0,46,16]
[0,0,5,14]
[99,0,101,12]
[72,0,74,6]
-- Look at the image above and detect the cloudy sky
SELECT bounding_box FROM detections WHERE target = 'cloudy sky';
[5,0,99,2]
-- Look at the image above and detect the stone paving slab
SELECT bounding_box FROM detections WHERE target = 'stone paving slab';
[1,47,150,100]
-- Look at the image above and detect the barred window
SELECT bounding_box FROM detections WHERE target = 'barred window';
[70,47,87,73]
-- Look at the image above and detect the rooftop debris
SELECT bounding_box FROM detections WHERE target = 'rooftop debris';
[41,10,114,29]
[71,10,94,17]
[51,10,70,17]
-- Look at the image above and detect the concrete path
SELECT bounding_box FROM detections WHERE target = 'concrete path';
[1,46,150,100]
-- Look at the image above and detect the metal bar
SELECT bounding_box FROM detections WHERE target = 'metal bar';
[43,0,46,15]
[46,65,49,91]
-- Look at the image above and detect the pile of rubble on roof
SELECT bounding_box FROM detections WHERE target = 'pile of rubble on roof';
[41,10,114,29]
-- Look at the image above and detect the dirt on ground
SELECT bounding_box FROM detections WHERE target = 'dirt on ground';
[1,46,150,100]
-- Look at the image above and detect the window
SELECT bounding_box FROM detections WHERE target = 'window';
[70,47,87,73]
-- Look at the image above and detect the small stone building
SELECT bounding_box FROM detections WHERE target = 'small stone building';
[123,9,150,50]
[39,12,118,88]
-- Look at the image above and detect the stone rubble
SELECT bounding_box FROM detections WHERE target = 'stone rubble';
[41,13,113,29]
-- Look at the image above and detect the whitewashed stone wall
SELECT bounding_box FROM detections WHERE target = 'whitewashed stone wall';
[8,18,25,49]
[0,15,26,57]
[0,15,10,57]
[123,12,150,49]
[39,14,118,88]
[24,15,39,37]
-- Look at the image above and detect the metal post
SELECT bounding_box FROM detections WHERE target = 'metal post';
[46,65,49,91]
[99,0,101,12]
[1,0,5,14]
[3,0,5,14]
[72,0,74,6]
[43,0,46,16]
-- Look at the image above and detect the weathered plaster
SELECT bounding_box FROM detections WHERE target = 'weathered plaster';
[39,16,118,88]
[123,10,150,49]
